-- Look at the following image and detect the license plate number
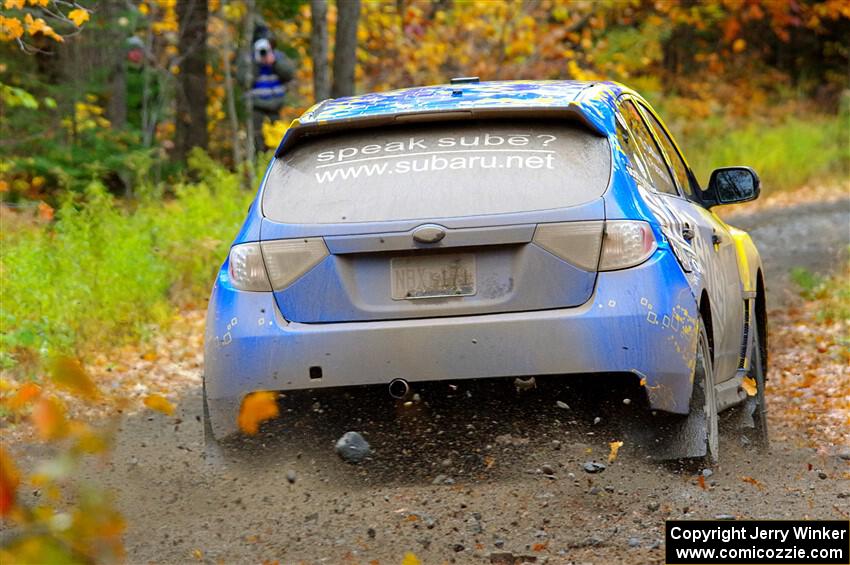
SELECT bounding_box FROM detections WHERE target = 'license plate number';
[391,254,476,300]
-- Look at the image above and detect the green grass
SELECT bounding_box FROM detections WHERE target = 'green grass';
[791,264,850,323]
[683,114,849,194]
[0,150,253,371]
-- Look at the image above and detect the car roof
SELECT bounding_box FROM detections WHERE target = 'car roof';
[275,80,632,156]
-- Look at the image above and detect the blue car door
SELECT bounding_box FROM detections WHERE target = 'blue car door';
[632,101,744,383]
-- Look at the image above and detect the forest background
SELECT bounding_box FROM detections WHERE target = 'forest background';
[0,2,848,561]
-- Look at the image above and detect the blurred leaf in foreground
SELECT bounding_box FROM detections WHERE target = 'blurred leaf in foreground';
[608,440,624,463]
[49,356,99,399]
[0,446,19,517]
[31,397,68,441]
[237,392,279,435]
[143,394,175,416]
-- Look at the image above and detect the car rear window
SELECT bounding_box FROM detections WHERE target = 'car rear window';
[262,120,611,224]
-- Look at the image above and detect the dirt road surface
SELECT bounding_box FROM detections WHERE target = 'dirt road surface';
[12,198,850,564]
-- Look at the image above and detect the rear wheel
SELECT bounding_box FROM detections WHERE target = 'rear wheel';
[651,315,718,463]
[692,317,719,464]
[202,380,222,461]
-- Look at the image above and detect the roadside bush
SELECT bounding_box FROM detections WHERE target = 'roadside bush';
[0,150,252,372]
[681,113,849,193]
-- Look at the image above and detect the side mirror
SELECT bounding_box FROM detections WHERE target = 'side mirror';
[704,166,760,207]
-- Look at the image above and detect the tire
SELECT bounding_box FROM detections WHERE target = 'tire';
[746,321,770,449]
[202,380,222,460]
[691,316,720,464]
[650,314,719,463]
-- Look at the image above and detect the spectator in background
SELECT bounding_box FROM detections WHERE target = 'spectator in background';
[239,25,296,151]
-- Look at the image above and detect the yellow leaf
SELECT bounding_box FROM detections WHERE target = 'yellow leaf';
[608,440,624,463]
[732,38,746,53]
[143,394,175,416]
[742,376,758,397]
[401,552,421,565]
[192,548,203,560]
[24,13,63,42]
[0,15,25,41]
[68,8,89,27]
[50,356,99,399]
[237,391,279,435]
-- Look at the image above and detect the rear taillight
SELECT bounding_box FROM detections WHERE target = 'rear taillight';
[532,221,605,271]
[260,238,328,290]
[229,243,271,291]
[598,220,656,271]
[532,220,656,272]
[228,238,328,292]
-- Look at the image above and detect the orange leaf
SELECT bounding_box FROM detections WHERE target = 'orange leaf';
[742,376,757,396]
[0,446,19,517]
[50,356,99,399]
[143,394,174,416]
[31,397,67,440]
[237,391,279,435]
[608,440,623,463]
[37,201,53,221]
[532,542,548,551]
[741,476,764,489]
[697,475,706,490]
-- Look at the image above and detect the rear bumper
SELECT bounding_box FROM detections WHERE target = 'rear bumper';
[204,249,699,439]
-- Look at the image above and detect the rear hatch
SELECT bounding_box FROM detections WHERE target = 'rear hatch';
[260,119,611,323]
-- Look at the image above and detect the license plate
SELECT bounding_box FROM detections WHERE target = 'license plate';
[391,254,476,300]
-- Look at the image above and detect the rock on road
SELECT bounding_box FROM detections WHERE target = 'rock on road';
[19,198,850,564]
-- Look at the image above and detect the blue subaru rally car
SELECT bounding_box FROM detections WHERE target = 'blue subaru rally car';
[204,80,769,461]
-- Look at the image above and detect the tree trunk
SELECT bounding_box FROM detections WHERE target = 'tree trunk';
[102,0,127,130]
[242,0,256,188]
[310,0,330,101]
[219,1,243,170]
[175,0,209,161]
[331,0,360,98]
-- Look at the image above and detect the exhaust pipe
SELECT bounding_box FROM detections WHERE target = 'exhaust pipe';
[388,378,410,399]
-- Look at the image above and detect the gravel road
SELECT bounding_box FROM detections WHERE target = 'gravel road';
[18,198,850,564]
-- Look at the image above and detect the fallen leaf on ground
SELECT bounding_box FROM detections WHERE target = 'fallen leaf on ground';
[401,553,421,565]
[237,391,279,435]
[698,475,706,490]
[741,476,764,489]
[143,394,174,416]
[608,440,623,463]
[742,376,758,396]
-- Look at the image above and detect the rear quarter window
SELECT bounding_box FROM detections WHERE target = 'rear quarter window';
[262,120,611,224]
